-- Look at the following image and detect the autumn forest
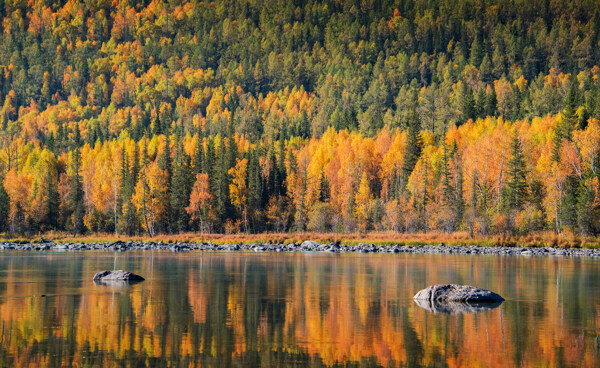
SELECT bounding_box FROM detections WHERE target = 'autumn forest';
[2,0,600,238]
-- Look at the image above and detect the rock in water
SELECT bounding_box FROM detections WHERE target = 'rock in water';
[414,284,504,303]
[413,298,503,314]
[93,270,145,285]
[413,284,504,314]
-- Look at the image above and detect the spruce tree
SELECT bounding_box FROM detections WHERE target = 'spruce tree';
[485,87,497,117]
[213,152,231,228]
[159,134,172,181]
[45,167,59,229]
[170,142,192,233]
[460,87,476,124]
[454,167,465,225]
[470,170,479,210]
[70,148,85,235]
[560,175,579,230]
[441,144,453,205]
[73,125,82,150]
[269,148,280,196]
[278,138,287,196]
[205,137,215,179]
[576,182,599,235]
[401,111,423,184]
[120,146,131,201]
[158,134,172,232]
[475,87,486,118]
[152,114,162,137]
[552,82,579,162]
[131,143,139,186]
[194,131,205,174]
[318,170,330,202]
[0,180,9,232]
[503,131,528,211]
[247,148,262,230]
[46,132,55,153]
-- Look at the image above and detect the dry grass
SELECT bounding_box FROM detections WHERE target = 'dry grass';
[2,230,600,248]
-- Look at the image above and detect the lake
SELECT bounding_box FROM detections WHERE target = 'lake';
[0,251,599,367]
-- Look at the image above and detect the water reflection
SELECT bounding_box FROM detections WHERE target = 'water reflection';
[413,298,503,314]
[0,252,598,367]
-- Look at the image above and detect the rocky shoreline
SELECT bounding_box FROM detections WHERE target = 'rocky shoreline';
[0,239,599,257]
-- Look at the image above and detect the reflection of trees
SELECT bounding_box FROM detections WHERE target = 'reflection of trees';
[0,253,598,366]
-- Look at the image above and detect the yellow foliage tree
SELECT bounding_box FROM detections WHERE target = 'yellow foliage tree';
[132,163,168,237]
[354,173,372,232]
[186,173,212,233]
[229,158,248,232]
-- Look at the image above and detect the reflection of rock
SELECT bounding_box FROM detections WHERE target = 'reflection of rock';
[414,298,503,314]
[414,284,504,303]
[93,270,145,285]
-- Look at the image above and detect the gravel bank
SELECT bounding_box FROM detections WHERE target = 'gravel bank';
[0,240,599,257]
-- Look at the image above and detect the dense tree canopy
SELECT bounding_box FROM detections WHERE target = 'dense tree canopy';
[1,0,600,236]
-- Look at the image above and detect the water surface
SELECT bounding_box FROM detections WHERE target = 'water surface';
[0,251,599,367]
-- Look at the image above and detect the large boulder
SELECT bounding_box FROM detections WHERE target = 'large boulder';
[300,240,320,249]
[414,284,504,303]
[93,270,145,285]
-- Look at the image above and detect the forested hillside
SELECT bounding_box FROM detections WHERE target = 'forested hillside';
[2,0,600,236]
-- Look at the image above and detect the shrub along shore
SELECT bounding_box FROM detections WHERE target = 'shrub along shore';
[1,238,600,258]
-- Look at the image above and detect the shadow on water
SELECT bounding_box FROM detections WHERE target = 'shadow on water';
[92,279,145,286]
[413,298,504,314]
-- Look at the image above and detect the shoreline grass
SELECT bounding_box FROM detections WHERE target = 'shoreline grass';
[1,230,599,249]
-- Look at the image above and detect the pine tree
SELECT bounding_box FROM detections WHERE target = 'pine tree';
[475,87,486,118]
[226,122,237,170]
[194,132,205,174]
[120,145,131,201]
[454,167,465,225]
[470,170,479,210]
[552,82,579,162]
[46,132,56,153]
[502,131,528,211]
[560,175,579,230]
[0,180,9,232]
[247,148,262,230]
[401,111,423,184]
[170,142,192,233]
[73,125,82,150]
[158,134,172,181]
[120,200,138,236]
[318,170,330,202]
[278,138,287,196]
[576,180,600,235]
[152,114,162,137]
[205,136,215,178]
[441,143,453,205]
[45,167,59,229]
[158,134,172,232]
[131,143,139,186]
[485,87,497,117]
[460,87,476,124]
[213,152,232,228]
[268,148,280,196]
[70,148,85,235]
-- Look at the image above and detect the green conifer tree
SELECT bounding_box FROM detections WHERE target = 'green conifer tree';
[502,131,528,211]
[401,111,423,184]
[0,180,9,232]
[45,166,59,229]
[70,148,85,235]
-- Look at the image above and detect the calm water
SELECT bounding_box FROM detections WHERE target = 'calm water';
[0,251,599,367]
